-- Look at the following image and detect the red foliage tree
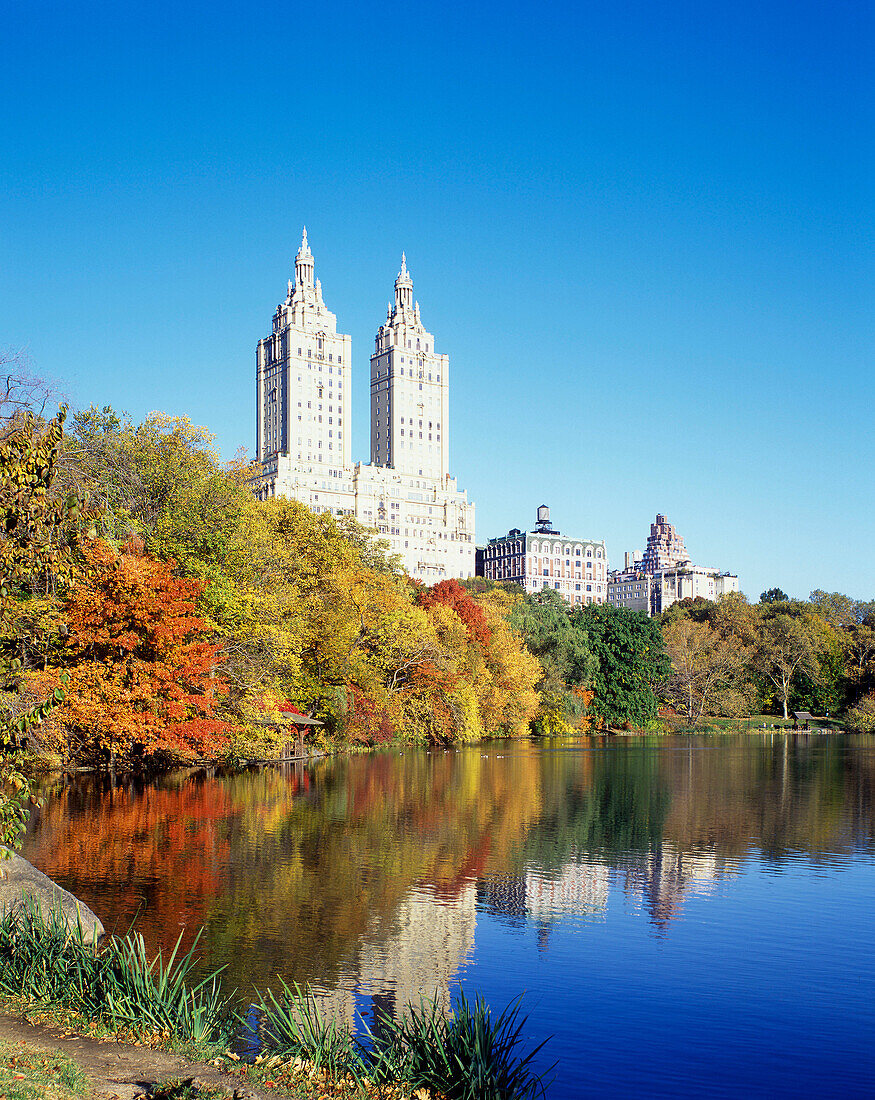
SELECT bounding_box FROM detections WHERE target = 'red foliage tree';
[416,579,492,649]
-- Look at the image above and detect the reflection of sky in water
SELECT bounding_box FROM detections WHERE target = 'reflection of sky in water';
[468,851,875,1099]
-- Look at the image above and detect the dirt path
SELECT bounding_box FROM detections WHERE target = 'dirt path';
[0,1012,281,1099]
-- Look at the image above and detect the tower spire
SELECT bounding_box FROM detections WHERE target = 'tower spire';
[294,226,315,288]
[394,251,413,313]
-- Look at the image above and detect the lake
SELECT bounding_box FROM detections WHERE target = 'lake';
[21,734,875,1098]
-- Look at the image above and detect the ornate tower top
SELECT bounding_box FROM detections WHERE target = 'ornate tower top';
[294,226,315,289]
[394,252,414,314]
[272,228,338,334]
[642,514,688,574]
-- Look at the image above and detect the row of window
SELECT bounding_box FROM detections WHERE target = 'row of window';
[483,542,604,559]
[295,345,343,364]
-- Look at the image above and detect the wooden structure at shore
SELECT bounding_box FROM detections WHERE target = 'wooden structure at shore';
[254,699,323,760]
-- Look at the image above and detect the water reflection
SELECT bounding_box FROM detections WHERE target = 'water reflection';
[20,735,875,1011]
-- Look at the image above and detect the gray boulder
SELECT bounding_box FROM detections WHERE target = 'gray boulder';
[0,849,104,944]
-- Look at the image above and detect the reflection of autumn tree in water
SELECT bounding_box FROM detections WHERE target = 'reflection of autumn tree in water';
[23,771,246,952]
[204,749,544,995]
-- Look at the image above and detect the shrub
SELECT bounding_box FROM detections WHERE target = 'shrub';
[846,693,875,733]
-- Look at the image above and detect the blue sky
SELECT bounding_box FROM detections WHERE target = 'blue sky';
[2,0,872,600]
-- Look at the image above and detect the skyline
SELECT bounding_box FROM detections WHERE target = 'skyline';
[2,0,872,601]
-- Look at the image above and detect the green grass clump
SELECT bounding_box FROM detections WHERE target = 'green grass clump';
[0,900,234,1046]
[373,991,550,1100]
[257,979,364,1082]
[0,1038,88,1099]
[256,982,551,1100]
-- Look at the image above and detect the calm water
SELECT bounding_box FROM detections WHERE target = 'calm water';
[21,735,875,1098]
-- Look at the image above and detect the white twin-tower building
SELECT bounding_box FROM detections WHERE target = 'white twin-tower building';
[255,230,476,580]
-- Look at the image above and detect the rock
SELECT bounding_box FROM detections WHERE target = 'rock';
[0,849,104,944]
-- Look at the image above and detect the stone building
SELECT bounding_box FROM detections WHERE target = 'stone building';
[605,554,653,614]
[476,506,608,606]
[255,232,476,581]
[650,563,739,613]
[642,513,688,573]
[607,514,738,615]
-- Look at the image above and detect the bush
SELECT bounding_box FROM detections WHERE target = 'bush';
[846,693,875,733]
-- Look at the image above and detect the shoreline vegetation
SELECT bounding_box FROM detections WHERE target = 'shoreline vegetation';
[0,900,550,1100]
[18,713,852,782]
[0,396,872,810]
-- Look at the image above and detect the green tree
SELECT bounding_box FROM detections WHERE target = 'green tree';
[508,589,597,731]
[755,613,824,720]
[760,588,789,604]
[808,590,875,629]
[575,604,670,728]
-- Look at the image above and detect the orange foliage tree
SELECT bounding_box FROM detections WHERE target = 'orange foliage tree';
[33,540,232,765]
[417,579,492,649]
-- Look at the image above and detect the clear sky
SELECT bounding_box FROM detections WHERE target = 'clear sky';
[2,0,872,601]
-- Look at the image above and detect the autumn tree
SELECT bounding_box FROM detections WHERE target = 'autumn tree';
[662,616,752,723]
[32,540,232,766]
[0,408,81,847]
[842,622,875,705]
[468,587,540,737]
[846,693,875,733]
[418,579,493,649]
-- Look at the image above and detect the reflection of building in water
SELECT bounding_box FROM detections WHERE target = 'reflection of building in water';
[307,883,477,1028]
[477,873,528,924]
[306,848,735,1026]
[624,843,735,932]
[477,860,610,928]
[525,862,609,920]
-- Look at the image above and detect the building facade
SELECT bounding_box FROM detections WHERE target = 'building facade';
[476,506,608,606]
[650,564,739,614]
[607,514,738,615]
[605,555,653,614]
[370,254,449,480]
[255,233,476,582]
